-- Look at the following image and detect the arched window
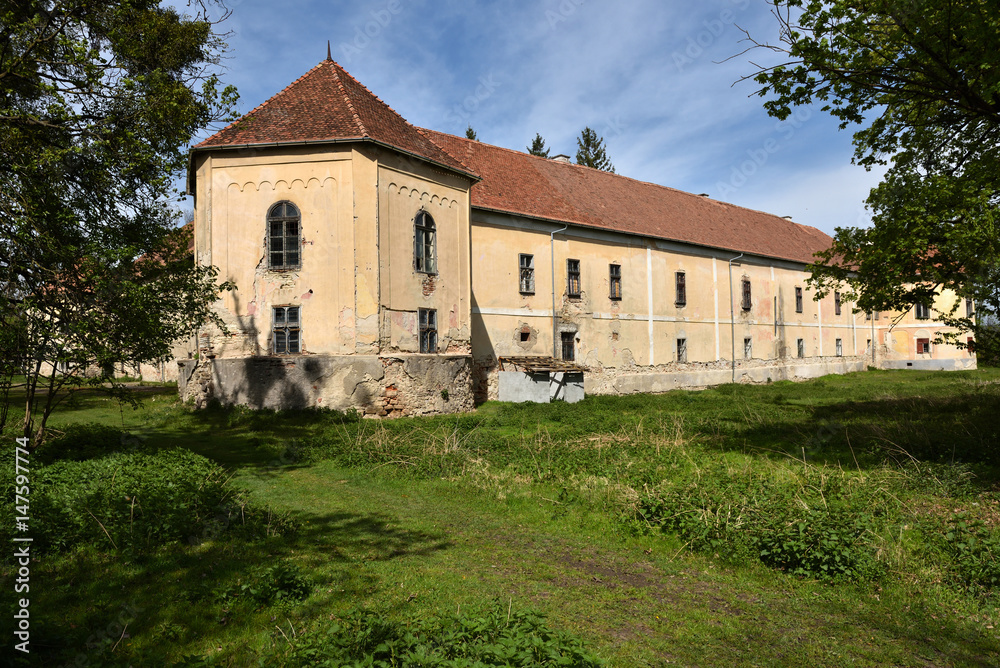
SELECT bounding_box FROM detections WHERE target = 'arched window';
[414,211,436,274]
[268,202,300,269]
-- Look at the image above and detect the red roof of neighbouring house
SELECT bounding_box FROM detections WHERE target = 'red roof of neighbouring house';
[193,59,474,177]
[423,130,832,265]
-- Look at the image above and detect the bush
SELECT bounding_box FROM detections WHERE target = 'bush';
[271,602,604,667]
[935,512,1000,593]
[35,422,128,464]
[1,448,295,555]
[215,561,313,605]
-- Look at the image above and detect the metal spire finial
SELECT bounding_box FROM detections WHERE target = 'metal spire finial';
[327,41,332,61]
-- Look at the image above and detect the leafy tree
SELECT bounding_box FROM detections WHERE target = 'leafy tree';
[1,0,238,444]
[527,133,550,157]
[575,127,615,172]
[465,125,478,140]
[744,0,999,344]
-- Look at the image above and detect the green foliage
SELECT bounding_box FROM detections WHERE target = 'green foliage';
[215,561,312,605]
[466,125,479,140]
[35,422,128,464]
[748,1,999,332]
[936,512,1000,593]
[527,133,550,157]
[1,0,238,442]
[0,448,295,554]
[271,602,604,667]
[575,127,615,173]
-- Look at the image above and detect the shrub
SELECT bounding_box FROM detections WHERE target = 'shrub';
[271,602,604,667]
[216,561,312,605]
[1,448,295,555]
[35,422,128,464]
[935,512,1000,593]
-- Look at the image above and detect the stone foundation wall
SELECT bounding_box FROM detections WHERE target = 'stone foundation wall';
[178,354,473,416]
[475,355,869,401]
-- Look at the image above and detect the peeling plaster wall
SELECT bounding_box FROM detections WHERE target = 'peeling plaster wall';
[178,354,472,415]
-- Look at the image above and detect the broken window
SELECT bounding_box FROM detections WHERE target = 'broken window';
[268,201,301,269]
[675,271,686,306]
[744,337,753,359]
[272,306,300,354]
[915,302,931,320]
[741,278,752,311]
[797,338,805,358]
[795,287,803,313]
[609,264,622,300]
[519,254,534,293]
[677,338,687,363]
[836,338,843,356]
[419,308,437,353]
[834,291,842,316]
[414,211,437,274]
[561,331,575,361]
[567,259,581,297]
[916,337,931,354]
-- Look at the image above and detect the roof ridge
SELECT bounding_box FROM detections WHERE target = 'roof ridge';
[423,129,803,223]
[414,126,477,176]
[331,61,413,129]
[328,62,368,136]
[193,61,327,149]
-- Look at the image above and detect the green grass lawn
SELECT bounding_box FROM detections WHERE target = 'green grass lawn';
[3,369,1000,666]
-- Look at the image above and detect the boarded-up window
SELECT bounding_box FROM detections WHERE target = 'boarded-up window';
[675,272,686,306]
[916,337,931,354]
[741,278,752,311]
[609,264,622,300]
[795,287,803,313]
[567,259,581,297]
[834,291,842,316]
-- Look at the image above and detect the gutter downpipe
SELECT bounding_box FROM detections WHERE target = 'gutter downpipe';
[729,253,744,383]
[551,223,569,359]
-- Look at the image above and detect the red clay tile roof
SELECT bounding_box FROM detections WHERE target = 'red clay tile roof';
[193,60,473,177]
[424,130,832,265]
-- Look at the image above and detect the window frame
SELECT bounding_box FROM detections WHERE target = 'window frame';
[914,301,931,320]
[418,308,437,353]
[967,299,975,318]
[796,338,805,358]
[916,337,931,354]
[560,331,575,361]
[677,338,687,363]
[795,286,803,314]
[675,271,687,307]
[267,201,302,270]
[741,278,752,311]
[835,338,843,357]
[609,263,622,300]
[567,259,581,298]
[834,291,842,316]
[518,254,535,294]
[272,306,301,355]
[414,210,437,274]
[744,337,753,359]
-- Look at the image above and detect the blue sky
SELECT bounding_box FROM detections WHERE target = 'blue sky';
[186,0,883,236]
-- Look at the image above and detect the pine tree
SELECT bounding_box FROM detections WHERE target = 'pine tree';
[527,133,550,158]
[465,125,478,141]
[575,127,615,172]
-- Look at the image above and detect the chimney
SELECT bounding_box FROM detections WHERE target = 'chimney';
[551,154,571,164]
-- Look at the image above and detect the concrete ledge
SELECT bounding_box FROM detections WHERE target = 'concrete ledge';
[882,359,978,371]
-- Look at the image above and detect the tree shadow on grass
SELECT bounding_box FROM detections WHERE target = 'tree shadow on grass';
[7,509,452,667]
[722,389,1000,478]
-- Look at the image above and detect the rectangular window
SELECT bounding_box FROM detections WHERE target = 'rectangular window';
[836,338,843,357]
[741,278,752,311]
[834,291,842,316]
[675,272,687,306]
[795,287,803,313]
[269,219,300,269]
[567,259,581,297]
[865,311,872,321]
[744,337,753,359]
[916,337,931,354]
[966,299,974,318]
[561,331,575,361]
[519,254,535,294]
[609,264,622,300]
[797,338,805,358]
[915,302,931,320]
[419,308,437,353]
[677,338,687,363]
[272,306,300,354]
